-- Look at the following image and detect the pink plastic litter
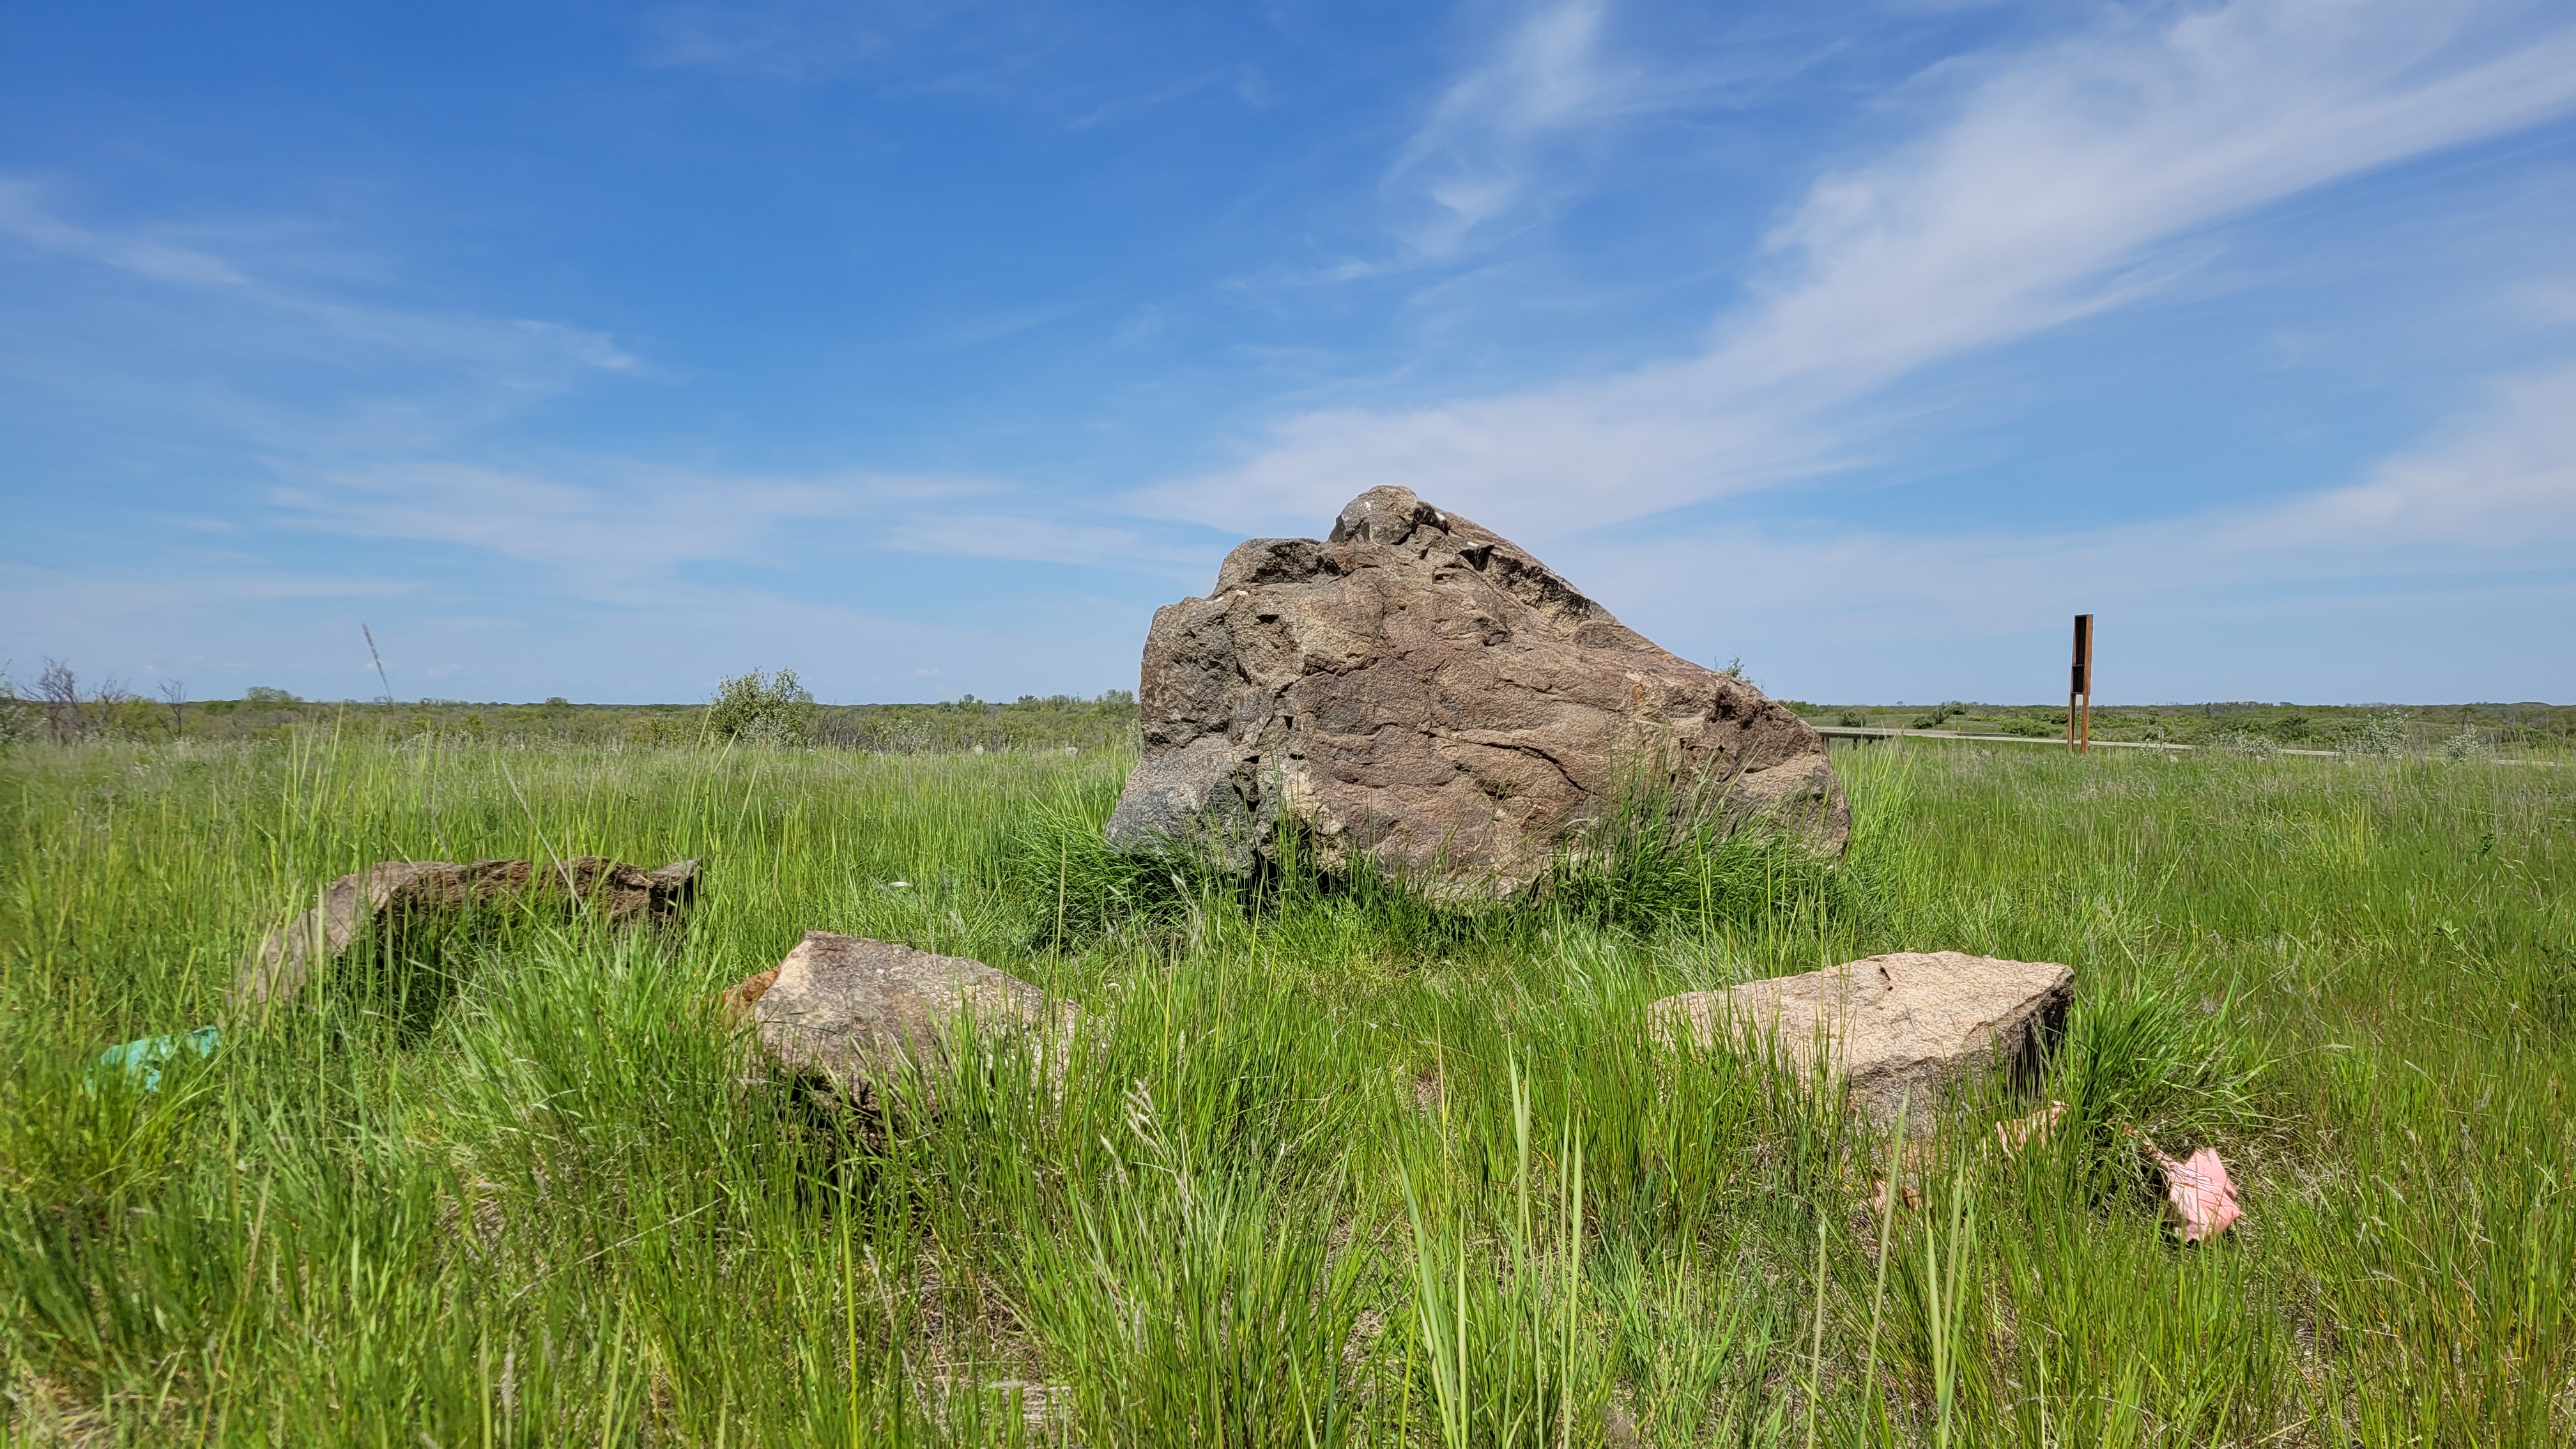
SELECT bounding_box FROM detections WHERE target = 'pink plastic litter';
[2154,1146,2242,1242]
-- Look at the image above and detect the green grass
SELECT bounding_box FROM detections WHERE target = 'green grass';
[2,735,2570,1445]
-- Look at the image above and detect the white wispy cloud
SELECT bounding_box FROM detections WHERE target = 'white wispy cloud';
[882,512,1213,578]
[642,0,1209,128]
[0,181,638,383]
[0,181,641,463]
[1,180,1215,606]
[0,178,254,286]
[1388,0,1627,256]
[1140,0,2576,541]
[642,1,918,79]
[271,461,1227,593]
[1552,365,2576,680]
[2215,364,2576,558]
[0,561,417,617]
[271,464,1008,594]
[0,557,1140,704]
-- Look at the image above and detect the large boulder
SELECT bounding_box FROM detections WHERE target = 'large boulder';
[1107,486,1847,895]
[233,855,696,1009]
[726,932,1080,1110]
[1649,951,2073,1124]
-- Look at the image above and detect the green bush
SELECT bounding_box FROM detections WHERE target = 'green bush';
[2439,726,2492,761]
[705,668,816,746]
[2217,730,2280,759]
[2343,711,2411,758]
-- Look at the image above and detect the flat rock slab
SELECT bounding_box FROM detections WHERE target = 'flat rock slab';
[233,855,696,1009]
[1650,951,2073,1124]
[730,932,1078,1108]
[1106,485,1847,897]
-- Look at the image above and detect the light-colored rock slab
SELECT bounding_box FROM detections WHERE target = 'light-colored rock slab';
[730,931,1078,1108]
[1650,951,2072,1123]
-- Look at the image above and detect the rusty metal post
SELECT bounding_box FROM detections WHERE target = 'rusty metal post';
[2069,613,2094,755]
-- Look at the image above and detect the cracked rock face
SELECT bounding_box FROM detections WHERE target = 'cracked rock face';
[1105,485,1848,894]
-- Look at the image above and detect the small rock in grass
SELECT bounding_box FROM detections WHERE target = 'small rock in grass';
[1649,950,2073,1124]
[545,855,698,924]
[729,931,1080,1110]
[231,856,697,1010]
[718,965,780,1024]
[233,859,532,1008]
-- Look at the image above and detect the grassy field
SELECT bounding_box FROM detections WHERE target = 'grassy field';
[2,735,2570,1445]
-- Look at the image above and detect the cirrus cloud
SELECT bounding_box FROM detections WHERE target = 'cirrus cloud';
[1136,0,2576,544]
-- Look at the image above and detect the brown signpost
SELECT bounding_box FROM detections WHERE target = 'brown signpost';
[2067,613,2094,754]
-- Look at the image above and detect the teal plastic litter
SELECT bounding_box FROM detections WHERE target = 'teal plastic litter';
[95,1025,222,1091]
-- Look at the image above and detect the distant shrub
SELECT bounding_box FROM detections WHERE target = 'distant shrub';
[813,691,1138,754]
[2218,731,2280,760]
[2437,726,2492,762]
[707,668,816,746]
[2343,712,2411,758]
[243,686,300,706]
[622,711,693,749]
[0,665,33,746]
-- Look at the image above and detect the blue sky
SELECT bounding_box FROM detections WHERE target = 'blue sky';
[4,0,2573,706]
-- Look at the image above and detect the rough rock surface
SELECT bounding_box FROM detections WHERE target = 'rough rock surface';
[1649,951,2073,1124]
[1105,486,1847,894]
[232,855,697,1009]
[549,855,699,923]
[732,932,1078,1108]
